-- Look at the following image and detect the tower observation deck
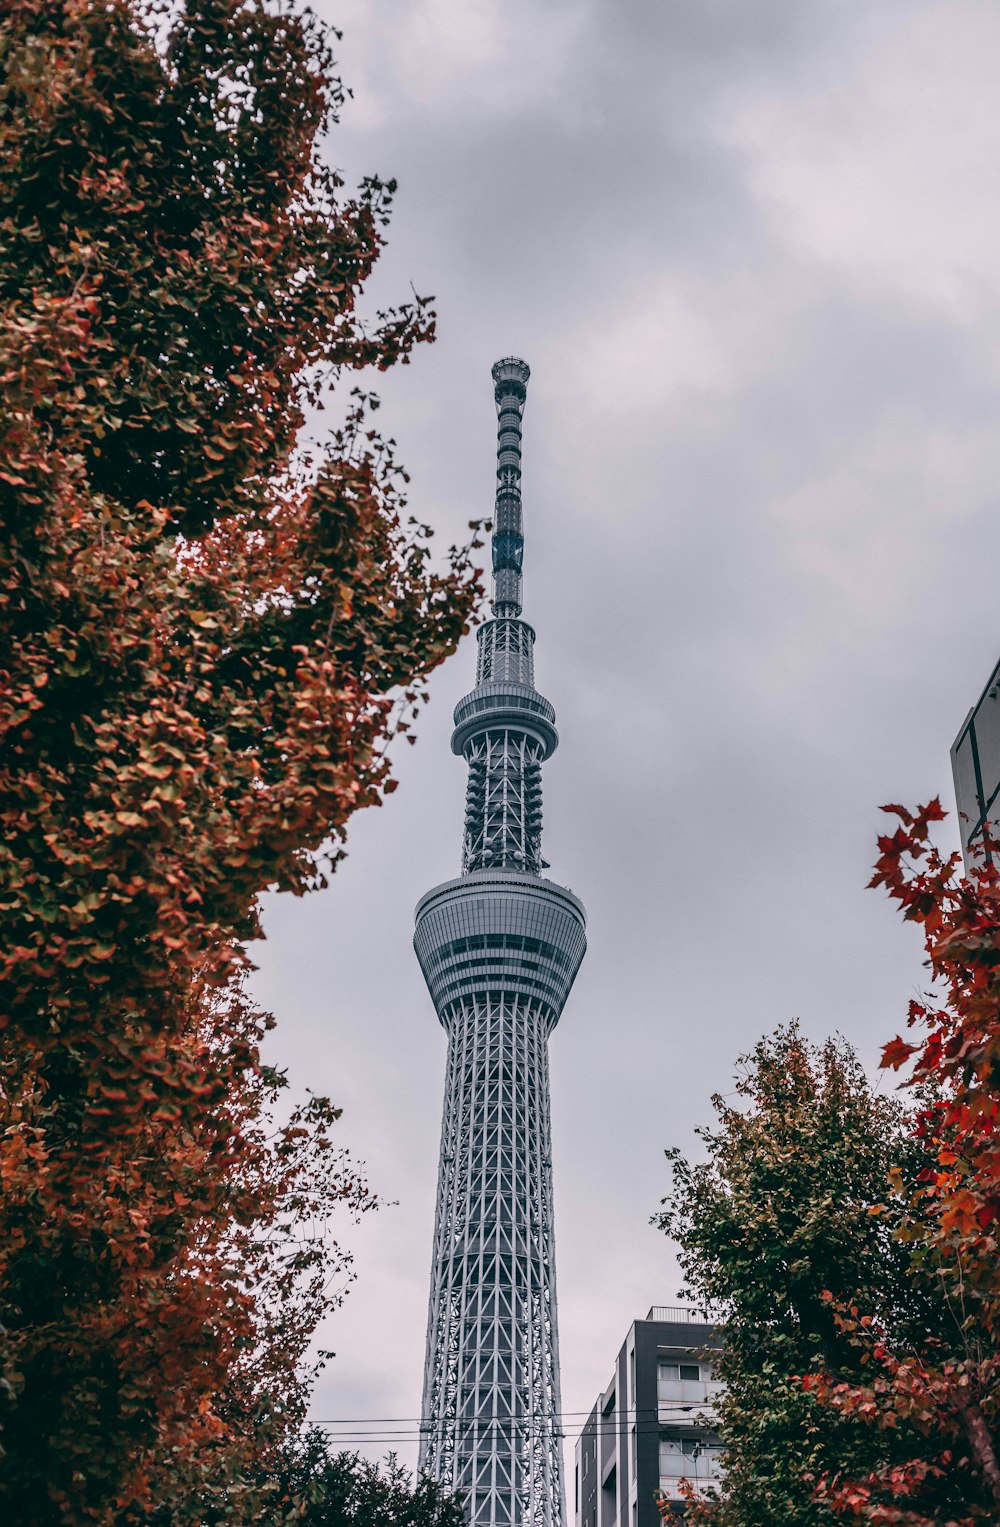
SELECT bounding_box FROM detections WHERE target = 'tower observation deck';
[416,361,587,1527]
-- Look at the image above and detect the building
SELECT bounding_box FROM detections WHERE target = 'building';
[415,359,587,1527]
[574,1309,723,1527]
[952,654,1000,872]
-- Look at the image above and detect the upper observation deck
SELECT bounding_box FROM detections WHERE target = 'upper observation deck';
[414,871,586,1025]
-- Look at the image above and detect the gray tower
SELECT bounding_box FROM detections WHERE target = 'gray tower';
[416,360,587,1527]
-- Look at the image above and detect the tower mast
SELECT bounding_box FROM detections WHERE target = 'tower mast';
[416,361,587,1527]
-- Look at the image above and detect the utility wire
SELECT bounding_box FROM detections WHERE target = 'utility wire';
[312,1403,720,1425]
[311,1413,722,1444]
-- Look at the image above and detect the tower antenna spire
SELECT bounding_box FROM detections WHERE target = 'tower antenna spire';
[491,356,530,617]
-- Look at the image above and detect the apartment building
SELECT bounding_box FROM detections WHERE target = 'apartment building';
[574,1307,722,1526]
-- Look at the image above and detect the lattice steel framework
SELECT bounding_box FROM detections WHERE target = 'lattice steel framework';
[415,360,587,1527]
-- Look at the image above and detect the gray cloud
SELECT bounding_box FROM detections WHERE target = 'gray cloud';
[247,0,1000,1481]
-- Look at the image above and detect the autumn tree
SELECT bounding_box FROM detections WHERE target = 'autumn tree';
[656,1027,955,1527]
[255,1431,466,1527]
[804,802,1000,1523]
[0,1,481,1521]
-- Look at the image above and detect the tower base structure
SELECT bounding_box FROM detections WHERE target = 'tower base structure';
[416,874,585,1527]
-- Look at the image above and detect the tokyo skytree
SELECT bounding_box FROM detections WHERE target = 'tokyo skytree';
[415,359,587,1527]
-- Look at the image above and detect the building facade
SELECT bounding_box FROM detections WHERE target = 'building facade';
[574,1309,723,1527]
[952,653,1000,872]
[415,359,587,1527]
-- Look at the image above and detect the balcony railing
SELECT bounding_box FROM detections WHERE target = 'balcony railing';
[658,1379,725,1409]
[646,1306,710,1324]
[657,1473,720,1502]
[658,1451,724,1498]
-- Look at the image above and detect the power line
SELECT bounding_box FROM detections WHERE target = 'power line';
[310,1411,723,1444]
[312,1403,721,1425]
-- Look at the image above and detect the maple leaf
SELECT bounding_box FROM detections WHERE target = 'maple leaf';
[882,1037,918,1071]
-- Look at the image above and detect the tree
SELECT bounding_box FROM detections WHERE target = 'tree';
[802,801,1000,1524]
[0,1,482,1520]
[656,1026,953,1526]
[260,1430,466,1527]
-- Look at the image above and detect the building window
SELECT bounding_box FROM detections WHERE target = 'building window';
[659,1361,700,1386]
[629,1345,635,1405]
[659,1435,723,1483]
[657,1360,707,1403]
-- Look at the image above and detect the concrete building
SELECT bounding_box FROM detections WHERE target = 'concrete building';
[574,1309,723,1527]
[415,360,587,1527]
[952,654,1000,872]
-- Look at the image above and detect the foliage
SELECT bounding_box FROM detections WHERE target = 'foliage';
[0,0,482,1520]
[257,1429,466,1527]
[802,801,1000,1523]
[656,1026,949,1527]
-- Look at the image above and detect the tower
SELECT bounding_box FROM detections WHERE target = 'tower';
[415,360,587,1527]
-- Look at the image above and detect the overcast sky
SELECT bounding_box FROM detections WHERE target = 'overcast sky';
[247,0,1000,1483]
